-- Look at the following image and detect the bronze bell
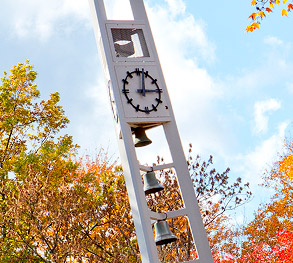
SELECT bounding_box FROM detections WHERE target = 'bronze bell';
[133,127,152,147]
[143,171,164,195]
[154,220,177,246]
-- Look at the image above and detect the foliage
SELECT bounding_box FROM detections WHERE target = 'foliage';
[0,62,139,262]
[215,140,293,262]
[242,140,293,249]
[0,61,69,173]
[247,0,293,32]
[213,229,293,262]
[2,151,140,262]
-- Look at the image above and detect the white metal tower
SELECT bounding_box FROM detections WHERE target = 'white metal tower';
[88,0,214,262]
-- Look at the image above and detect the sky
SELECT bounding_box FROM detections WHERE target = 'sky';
[0,0,292,223]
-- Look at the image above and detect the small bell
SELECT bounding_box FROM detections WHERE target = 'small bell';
[143,171,164,195]
[154,220,177,246]
[133,127,152,147]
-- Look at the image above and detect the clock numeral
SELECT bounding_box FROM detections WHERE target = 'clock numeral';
[156,98,163,104]
[144,106,150,114]
[152,79,157,84]
[122,79,129,84]
[127,98,133,104]
[145,71,149,78]
[135,68,140,75]
[135,104,140,111]
[152,104,158,112]
[126,71,133,78]
[122,88,129,94]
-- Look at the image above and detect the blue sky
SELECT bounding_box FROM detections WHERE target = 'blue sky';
[1,0,292,222]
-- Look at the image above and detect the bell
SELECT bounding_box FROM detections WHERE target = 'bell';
[143,171,164,195]
[133,128,152,147]
[154,220,177,246]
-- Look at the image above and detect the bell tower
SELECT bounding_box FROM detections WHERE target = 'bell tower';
[88,0,214,262]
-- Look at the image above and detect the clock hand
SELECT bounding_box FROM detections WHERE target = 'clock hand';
[137,89,159,93]
[141,68,146,97]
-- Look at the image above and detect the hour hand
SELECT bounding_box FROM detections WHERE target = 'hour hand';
[137,89,159,93]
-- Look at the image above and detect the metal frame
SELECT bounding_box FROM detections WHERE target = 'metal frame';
[88,0,214,262]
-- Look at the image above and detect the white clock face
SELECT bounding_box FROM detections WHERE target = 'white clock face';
[121,68,163,114]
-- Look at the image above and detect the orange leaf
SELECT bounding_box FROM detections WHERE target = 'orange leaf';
[249,12,258,20]
[288,4,293,11]
[246,22,260,32]
[251,0,257,6]
[282,8,288,16]
[252,22,260,29]
[246,25,253,33]
[266,7,273,13]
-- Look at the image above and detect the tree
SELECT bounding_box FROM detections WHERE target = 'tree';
[0,62,139,262]
[145,145,251,262]
[0,61,75,261]
[212,140,293,262]
[247,0,293,32]
[0,61,69,172]
[242,140,293,250]
[213,229,293,262]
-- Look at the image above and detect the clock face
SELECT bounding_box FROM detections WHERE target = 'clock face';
[121,68,163,114]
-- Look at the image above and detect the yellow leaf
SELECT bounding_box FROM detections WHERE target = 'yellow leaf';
[270,3,274,8]
[246,25,252,33]
[258,11,266,18]
[282,8,288,16]
[283,0,287,3]
[275,0,280,4]
[251,0,257,6]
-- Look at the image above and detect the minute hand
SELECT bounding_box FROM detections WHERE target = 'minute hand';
[141,68,146,97]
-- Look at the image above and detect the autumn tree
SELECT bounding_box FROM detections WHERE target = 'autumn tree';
[247,0,293,32]
[242,140,293,251]
[213,229,293,262]
[145,145,252,262]
[0,61,74,261]
[0,62,139,262]
[211,140,293,262]
[0,61,69,172]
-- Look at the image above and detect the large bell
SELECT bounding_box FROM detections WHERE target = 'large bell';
[154,220,177,246]
[143,171,164,195]
[133,128,152,147]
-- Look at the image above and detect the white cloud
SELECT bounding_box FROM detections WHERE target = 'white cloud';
[253,98,281,134]
[232,121,288,186]
[147,2,216,64]
[264,36,284,46]
[164,0,186,16]
[7,0,91,40]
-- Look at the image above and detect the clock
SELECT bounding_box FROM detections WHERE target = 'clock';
[121,68,163,114]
